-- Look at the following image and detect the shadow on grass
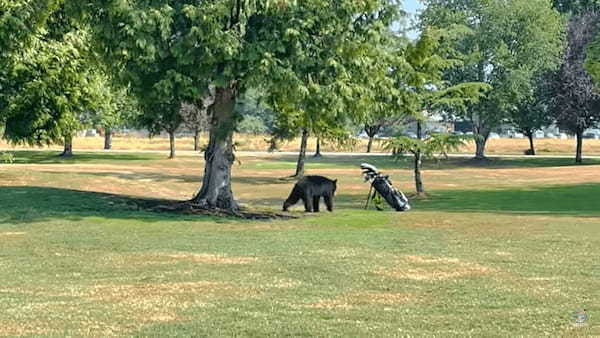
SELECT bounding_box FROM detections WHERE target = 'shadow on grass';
[4,151,161,164]
[0,186,224,224]
[244,154,600,171]
[1,182,598,225]
[32,170,291,186]
[413,183,600,217]
[239,193,373,212]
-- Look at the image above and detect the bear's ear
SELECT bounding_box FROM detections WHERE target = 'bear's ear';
[333,179,338,184]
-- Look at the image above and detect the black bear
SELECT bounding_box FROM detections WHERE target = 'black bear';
[283,176,337,212]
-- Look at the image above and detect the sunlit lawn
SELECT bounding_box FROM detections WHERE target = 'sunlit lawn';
[0,151,599,336]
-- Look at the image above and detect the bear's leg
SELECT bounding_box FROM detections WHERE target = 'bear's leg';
[303,193,314,212]
[313,196,320,212]
[324,194,334,212]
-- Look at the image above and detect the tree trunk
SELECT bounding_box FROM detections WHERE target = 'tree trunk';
[576,130,583,164]
[367,136,374,153]
[104,129,112,150]
[414,150,424,195]
[294,128,309,178]
[472,114,490,160]
[192,86,239,211]
[194,129,201,151]
[168,130,176,159]
[414,121,424,195]
[60,135,73,157]
[526,132,536,156]
[268,137,278,152]
[364,124,381,153]
[313,137,322,158]
[474,128,490,160]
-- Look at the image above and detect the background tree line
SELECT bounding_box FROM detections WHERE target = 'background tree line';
[2,0,600,211]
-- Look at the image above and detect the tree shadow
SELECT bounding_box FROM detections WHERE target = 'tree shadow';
[4,151,161,164]
[0,186,225,224]
[413,183,600,217]
[239,193,370,211]
[34,170,291,186]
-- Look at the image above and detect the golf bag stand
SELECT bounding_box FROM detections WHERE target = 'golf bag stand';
[360,163,411,212]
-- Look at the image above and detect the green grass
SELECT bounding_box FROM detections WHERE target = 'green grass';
[1,152,599,336]
[245,154,600,171]
[415,183,600,216]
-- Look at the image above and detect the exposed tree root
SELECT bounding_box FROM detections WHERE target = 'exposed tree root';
[149,201,297,220]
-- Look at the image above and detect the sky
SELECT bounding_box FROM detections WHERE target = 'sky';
[402,0,424,39]
[403,0,424,14]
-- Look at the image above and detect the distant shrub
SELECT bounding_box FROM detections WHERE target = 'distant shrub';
[237,116,268,135]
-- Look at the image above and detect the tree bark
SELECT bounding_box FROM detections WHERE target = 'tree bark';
[526,131,536,156]
[313,137,322,158]
[60,135,73,157]
[364,124,381,153]
[472,112,490,160]
[168,130,176,159]
[194,129,201,151]
[414,121,424,195]
[192,85,239,211]
[294,128,309,177]
[414,150,424,195]
[576,130,583,164]
[104,129,112,150]
[474,127,490,160]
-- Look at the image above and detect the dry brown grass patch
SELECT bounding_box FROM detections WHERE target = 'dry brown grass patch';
[105,252,258,267]
[87,281,256,328]
[164,253,258,264]
[378,255,496,281]
[0,281,253,336]
[0,322,51,337]
[0,232,26,238]
[264,278,303,289]
[89,281,248,301]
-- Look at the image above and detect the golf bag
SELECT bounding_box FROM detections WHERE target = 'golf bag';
[361,163,411,212]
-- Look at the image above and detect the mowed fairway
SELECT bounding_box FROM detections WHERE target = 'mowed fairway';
[1,151,599,336]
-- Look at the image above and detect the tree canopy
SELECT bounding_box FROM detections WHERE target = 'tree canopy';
[420,0,564,159]
[75,0,403,210]
[1,19,105,153]
[551,12,600,163]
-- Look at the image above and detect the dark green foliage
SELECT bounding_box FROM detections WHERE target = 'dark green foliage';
[420,0,564,158]
[2,29,101,146]
[237,116,268,135]
[549,12,600,163]
[0,2,126,148]
[0,0,61,126]
[235,88,275,134]
[258,1,401,147]
[509,74,555,155]
[0,0,61,57]
[553,0,600,13]
[585,20,600,86]
[385,133,472,160]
